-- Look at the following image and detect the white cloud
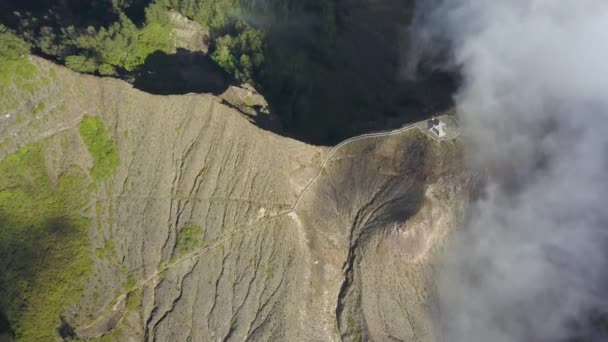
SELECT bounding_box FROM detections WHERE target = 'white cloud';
[410,1,608,341]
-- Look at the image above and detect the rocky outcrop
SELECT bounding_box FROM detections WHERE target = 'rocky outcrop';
[170,11,210,54]
[0,57,468,341]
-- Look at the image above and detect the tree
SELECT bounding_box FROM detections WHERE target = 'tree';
[37,26,61,56]
[98,63,116,75]
[65,55,98,73]
[212,36,236,75]
[210,24,265,85]
[58,7,173,75]
[145,2,171,27]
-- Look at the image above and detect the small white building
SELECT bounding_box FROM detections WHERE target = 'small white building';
[428,118,447,138]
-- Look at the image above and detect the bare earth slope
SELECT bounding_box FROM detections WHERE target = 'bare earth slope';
[0,58,467,341]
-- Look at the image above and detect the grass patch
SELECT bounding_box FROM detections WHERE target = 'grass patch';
[125,289,142,313]
[176,223,203,256]
[0,56,36,87]
[124,275,136,292]
[0,143,93,341]
[33,101,45,113]
[99,325,126,342]
[0,27,40,112]
[120,263,128,275]
[78,116,120,181]
[95,239,117,260]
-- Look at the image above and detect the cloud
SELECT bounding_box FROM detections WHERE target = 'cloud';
[409,1,608,341]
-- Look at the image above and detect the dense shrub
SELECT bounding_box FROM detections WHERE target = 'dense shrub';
[78,116,120,181]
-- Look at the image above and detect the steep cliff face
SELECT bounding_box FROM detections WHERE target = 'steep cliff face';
[254,0,456,144]
[0,57,467,341]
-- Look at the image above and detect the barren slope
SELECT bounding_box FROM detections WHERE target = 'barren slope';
[0,57,467,341]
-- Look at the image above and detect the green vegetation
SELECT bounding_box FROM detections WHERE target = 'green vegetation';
[34,101,45,113]
[176,223,203,255]
[65,55,98,73]
[0,26,29,61]
[0,26,39,111]
[159,0,344,141]
[155,0,265,83]
[160,0,239,30]
[65,10,174,74]
[0,0,342,140]
[4,1,173,76]
[125,289,142,312]
[0,144,93,341]
[2,0,427,144]
[125,275,137,291]
[96,238,117,260]
[2,0,267,83]
[212,25,264,84]
[78,116,120,181]
[99,326,126,342]
[0,26,33,85]
[61,6,173,75]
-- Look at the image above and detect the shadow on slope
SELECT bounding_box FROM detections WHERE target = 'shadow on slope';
[0,0,120,30]
[0,214,86,341]
[0,311,13,342]
[329,133,429,340]
[133,48,231,95]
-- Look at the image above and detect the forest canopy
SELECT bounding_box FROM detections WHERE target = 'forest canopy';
[0,0,268,82]
[1,0,445,145]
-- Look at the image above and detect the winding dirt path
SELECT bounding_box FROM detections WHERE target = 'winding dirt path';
[76,115,459,337]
